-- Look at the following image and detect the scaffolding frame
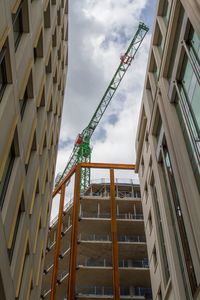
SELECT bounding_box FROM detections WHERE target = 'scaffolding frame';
[50,162,135,300]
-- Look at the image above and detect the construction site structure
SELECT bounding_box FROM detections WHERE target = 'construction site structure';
[55,22,149,192]
[41,163,152,300]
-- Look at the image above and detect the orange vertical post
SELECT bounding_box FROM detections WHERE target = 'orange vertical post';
[110,168,120,300]
[50,184,66,300]
[67,165,81,300]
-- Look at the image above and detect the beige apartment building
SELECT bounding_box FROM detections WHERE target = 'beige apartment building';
[136,0,200,299]
[41,180,152,300]
[0,0,68,299]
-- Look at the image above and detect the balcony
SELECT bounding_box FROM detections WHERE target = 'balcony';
[80,212,143,220]
[78,234,146,243]
[77,259,149,269]
[76,286,152,299]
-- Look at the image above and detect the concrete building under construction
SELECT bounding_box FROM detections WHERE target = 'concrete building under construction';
[41,164,152,300]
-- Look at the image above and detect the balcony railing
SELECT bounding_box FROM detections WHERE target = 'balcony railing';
[119,259,149,268]
[78,259,112,267]
[78,234,146,243]
[77,259,149,269]
[80,212,143,220]
[50,199,73,228]
[76,286,152,298]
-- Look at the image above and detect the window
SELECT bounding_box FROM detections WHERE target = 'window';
[12,2,23,50]
[44,0,51,28]
[149,52,158,81]
[18,243,30,297]
[153,108,162,142]
[0,144,15,208]
[162,0,170,25]
[25,132,37,173]
[0,47,8,101]
[52,27,57,47]
[151,176,170,284]
[19,71,33,120]
[34,30,43,62]
[161,141,197,295]
[152,245,158,269]
[148,211,153,234]
[157,287,162,300]
[57,7,61,26]
[46,53,52,73]
[8,194,25,262]
[174,25,200,187]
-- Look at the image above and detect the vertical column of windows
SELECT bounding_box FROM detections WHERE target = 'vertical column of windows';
[160,141,197,296]
[151,179,170,285]
[0,144,15,208]
[174,25,200,187]
[8,194,25,262]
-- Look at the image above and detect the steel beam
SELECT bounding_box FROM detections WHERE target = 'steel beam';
[52,165,76,198]
[50,184,66,300]
[67,165,81,300]
[80,162,135,170]
[110,169,120,300]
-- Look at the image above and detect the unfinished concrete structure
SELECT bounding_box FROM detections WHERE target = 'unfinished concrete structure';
[136,0,200,299]
[0,0,68,299]
[41,163,152,300]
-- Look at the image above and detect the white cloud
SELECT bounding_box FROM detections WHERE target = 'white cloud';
[56,0,155,181]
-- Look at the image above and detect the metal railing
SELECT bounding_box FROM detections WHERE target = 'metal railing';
[78,259,112,267]
[76,286,152,298]
[77,258,149,269]
[78,233,146,243]
[119,259,149,268]
[50,199,73,228]
[80,212,143,220]
[117,213,143,220]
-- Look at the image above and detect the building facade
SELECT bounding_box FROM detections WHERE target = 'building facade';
[41,181,152,300]
[135,0,200,299]
[0,0,68,299]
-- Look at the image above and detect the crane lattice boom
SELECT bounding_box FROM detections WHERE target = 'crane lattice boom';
[56,22,149,190]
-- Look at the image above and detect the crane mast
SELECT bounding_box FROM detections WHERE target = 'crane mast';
[56,22,149,191]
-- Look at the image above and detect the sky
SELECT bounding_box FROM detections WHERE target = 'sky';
[56,0,157,183]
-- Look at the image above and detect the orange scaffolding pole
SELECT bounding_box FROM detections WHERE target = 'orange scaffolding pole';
[110,169,120,300]
[67,165,81,300]
[50,184,66,300]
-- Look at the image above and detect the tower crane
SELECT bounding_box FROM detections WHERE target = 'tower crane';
[55,22,149,191]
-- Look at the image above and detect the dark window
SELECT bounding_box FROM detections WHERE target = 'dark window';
[0,48,7,101]
[20,88,28,119]
[44,0,51,28]
[57,7,61,26]
[162,143,198,295]
[19,71,33,120]
[34,30,43,62]
[45,53,52,73]
[8,194,25,262]
[151,179,170,284]
[0,145,15,208]
[12,2,23,50]
[52,27,57,47]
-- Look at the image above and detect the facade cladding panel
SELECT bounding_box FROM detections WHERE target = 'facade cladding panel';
[0,0,68,299]
[135,0,200,299]
[41,182,152,300]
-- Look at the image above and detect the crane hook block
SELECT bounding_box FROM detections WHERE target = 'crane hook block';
[75,134,83,145]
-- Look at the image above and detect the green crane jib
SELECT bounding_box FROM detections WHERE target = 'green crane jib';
[56,22,149,191]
